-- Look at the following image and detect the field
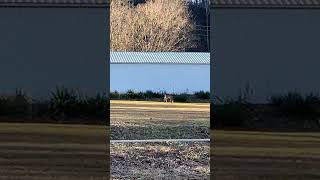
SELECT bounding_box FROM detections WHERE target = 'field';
[213,130,320,180]
[2,101,318,180]
[0,123,108,180]
[110,100,210,179]
[111,100,210,140]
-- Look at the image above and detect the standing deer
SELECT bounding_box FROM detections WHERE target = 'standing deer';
[164,94,174,103]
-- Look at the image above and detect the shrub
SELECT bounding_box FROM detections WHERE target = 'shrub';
[49,87,79,118]
[194,91,210,100]
[80,93,108,119]
[144,90,153,99]
[213,100,251,128]
[173,93,191,102]
[0,96,10,116]
[48,87,108,120]
[110,90,120,99]
[32,100,50,118]
[0,88,107,124]
[126,89,136,99]
[11,90,32,117]
[0,90,31,117]
[269,92,320,117]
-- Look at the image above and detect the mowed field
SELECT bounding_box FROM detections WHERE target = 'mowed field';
[111,100,210,140]
[110,100,210,179]
[0,123,108,180]
[213,130,320,180]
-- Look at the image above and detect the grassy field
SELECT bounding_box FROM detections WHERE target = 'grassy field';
[110,100,210,179]
[213,130,320,180]
[0,123,108,180]
[111,100,210,140]
[3,101,317,179]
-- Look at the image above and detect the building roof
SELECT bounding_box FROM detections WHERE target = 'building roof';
[110,52,210,65]
[2,0,319,9]
[211,0,320,8]
[0,0,108,8]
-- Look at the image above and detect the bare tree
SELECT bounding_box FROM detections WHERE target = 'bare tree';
[111,0,194,52]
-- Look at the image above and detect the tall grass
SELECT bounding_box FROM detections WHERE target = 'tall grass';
[48,87,108,121]
[0,87,108,124]
[213,91,320,130]
[0,90,31,117]
[269,92,320,118]
[213,97,252,128]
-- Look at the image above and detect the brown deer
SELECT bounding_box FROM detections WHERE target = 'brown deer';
[163,94,174,103]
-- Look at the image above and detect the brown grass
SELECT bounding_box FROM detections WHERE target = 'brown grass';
[0,123,108,180]
[111,142,209,179]
[110,100,210,179]
[212,130,320,180]
[111,100,210,140]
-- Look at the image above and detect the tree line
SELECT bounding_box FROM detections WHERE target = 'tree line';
[111,90,210,102]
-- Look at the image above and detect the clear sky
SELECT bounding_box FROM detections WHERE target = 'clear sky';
[111,64,209,93]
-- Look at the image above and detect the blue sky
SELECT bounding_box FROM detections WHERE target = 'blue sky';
[111,64,209,93]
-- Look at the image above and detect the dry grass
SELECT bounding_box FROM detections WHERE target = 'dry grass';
[110,100,210,179]
[0,123,108,180]
[111,100,210,106]
[111,100,210,140]
[111,142,209,179]
[212,130,320,180]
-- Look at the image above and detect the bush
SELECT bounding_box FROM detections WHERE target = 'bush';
[80,93,108,119]
[145,90,163,99]
[194,91,210,100]
[0,96,10,116]
[269,92,320,117]
[0,90,31,117]
[123,89,147,100]
[173,93,191,102]
[48,87,108,120]
[32,100,50,118]
[0,88,107,123]
[213,100,251,128]
[49,87,79,118]
[110,90,120,99]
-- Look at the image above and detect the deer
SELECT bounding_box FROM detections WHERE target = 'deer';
[163,94,174,103]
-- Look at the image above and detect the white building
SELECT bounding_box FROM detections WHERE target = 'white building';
[111,52,210,93]
[0,0,109,97]
[211,0,320,103]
